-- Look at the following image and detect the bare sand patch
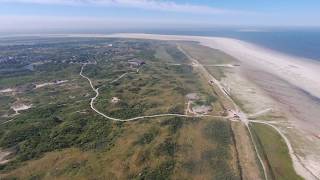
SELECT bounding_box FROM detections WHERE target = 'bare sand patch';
[192,105,212,114]
[35,80,68,89]
[0,149,12,164]
[11,103,32,114]
[0,88,14,93]
[111,97,120,104]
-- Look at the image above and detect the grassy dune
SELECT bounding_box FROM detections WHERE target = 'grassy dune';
[251,123,303,180]
[0,38,240,179]
[1,118,241,179]
[180,43,238,81]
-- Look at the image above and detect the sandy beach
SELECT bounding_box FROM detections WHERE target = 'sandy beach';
[103,33,320,179]
[104,33,320,99]
[55,33,320,178]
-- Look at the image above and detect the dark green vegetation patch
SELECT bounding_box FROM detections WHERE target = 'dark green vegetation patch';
[0,38,236,180]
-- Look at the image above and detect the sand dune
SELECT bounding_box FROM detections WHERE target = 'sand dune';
[106,33,320,100]
[104,33,320,179]
[63,33,320,179]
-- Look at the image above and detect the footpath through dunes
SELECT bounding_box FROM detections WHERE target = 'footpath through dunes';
[78,44,264,179]
[0,38,242,179]
[100,33,320,180]
[79,63,226,122]
[105,33,320,100]
[177,45,266,180]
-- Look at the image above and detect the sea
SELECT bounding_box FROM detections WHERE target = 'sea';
[140,28,320,61]
[1,27,320,61]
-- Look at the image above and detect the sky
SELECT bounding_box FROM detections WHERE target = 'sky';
[0,0,320,33]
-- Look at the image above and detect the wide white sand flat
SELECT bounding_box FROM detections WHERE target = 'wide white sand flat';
[106,33,320,100]
[201,38,320,100]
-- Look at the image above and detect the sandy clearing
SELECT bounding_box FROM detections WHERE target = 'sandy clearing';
[0,149,11,164]
[35,80,68,89]
[11,104,32,114]
[0,88,14,93]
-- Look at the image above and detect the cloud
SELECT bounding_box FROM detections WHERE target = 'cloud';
[0,0,242,14]
[0,15,223,33]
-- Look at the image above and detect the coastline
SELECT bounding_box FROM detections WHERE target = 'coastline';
[103,33,320,179]
[2,33,320,179]
[104,33,320,100]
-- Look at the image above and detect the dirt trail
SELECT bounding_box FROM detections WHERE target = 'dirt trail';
[80,64,226,122]
[177,45,268,180]
[250,120,319,180]
[57,33,319,179]
[248,108,273,119]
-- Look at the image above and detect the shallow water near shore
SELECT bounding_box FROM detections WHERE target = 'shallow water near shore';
[142,29,320,61]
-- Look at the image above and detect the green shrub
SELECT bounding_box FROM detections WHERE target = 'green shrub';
[160,117,184,134]
[136,128,159,145]
[157,138,176,157]
[138,160,175,180]
[203,120,231,146]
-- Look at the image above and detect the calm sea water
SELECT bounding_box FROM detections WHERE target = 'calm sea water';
[142,28,320,61]
[2,28,320,61]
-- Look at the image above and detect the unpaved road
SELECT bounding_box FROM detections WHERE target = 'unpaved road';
[177,45,268,180]
[250,120,319,180]
[179,44,319,180]
[80,64,225,122]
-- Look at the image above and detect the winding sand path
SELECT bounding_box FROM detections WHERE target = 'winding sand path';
[79,45,268,179]
[80,64,225,122]
[95,33,319,179]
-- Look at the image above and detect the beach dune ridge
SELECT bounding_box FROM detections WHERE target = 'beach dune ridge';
[62,33,320,179]
[105,33,320,100]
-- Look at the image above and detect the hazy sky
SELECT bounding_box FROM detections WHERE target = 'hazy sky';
[0,0,319,33]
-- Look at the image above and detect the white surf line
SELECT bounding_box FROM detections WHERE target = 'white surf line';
[80,64,226,122]
[250,120,319,180]
[178,45,268,180]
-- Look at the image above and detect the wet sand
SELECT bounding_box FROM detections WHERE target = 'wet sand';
[242,67,320,177]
